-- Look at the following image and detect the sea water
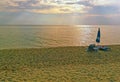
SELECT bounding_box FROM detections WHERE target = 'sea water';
[0,25,120,49]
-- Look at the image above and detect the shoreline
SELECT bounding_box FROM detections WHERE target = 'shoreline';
[0,44,119,50]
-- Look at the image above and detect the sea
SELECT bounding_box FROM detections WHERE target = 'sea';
[0,25,120,49]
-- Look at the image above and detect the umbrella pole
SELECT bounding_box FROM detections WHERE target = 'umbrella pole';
[96,42,98,47]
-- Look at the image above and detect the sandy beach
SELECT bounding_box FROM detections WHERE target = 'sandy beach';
[0,45,120,82]
[0,0,120,81]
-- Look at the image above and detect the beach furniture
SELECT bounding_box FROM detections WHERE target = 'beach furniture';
[87,28,111,52]
[96,28,100,44]
[87,44,98,51]
[99,46,111,51]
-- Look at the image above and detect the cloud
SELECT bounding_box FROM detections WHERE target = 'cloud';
[0,0,92,14]
[88,6,120,15]
[89,0,120,6]
[0,0,119,17]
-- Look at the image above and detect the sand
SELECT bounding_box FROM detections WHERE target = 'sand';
[0,45,120,82]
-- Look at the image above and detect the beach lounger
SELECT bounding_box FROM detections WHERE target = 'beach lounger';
[99,46,111,51]
[87,44,111,52]
[87,44,98,51]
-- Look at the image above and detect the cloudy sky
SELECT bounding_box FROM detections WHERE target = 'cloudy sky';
[0,0,120,25]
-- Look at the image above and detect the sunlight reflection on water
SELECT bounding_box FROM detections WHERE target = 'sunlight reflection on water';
[0,25,120,49]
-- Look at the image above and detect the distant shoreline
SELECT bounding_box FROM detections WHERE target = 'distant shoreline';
[0,25,120,26]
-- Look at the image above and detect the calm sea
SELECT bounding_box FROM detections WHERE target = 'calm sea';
[0,25,120,49]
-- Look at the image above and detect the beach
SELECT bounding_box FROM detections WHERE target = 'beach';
[0,0,120,81]
[0,45,120,82]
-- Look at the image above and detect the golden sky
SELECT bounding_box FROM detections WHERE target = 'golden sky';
[0,0,120,25]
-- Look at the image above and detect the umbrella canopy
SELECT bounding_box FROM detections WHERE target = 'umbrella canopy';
[96,28,101,43]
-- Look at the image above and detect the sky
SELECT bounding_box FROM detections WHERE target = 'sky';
[0,0,120,25]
